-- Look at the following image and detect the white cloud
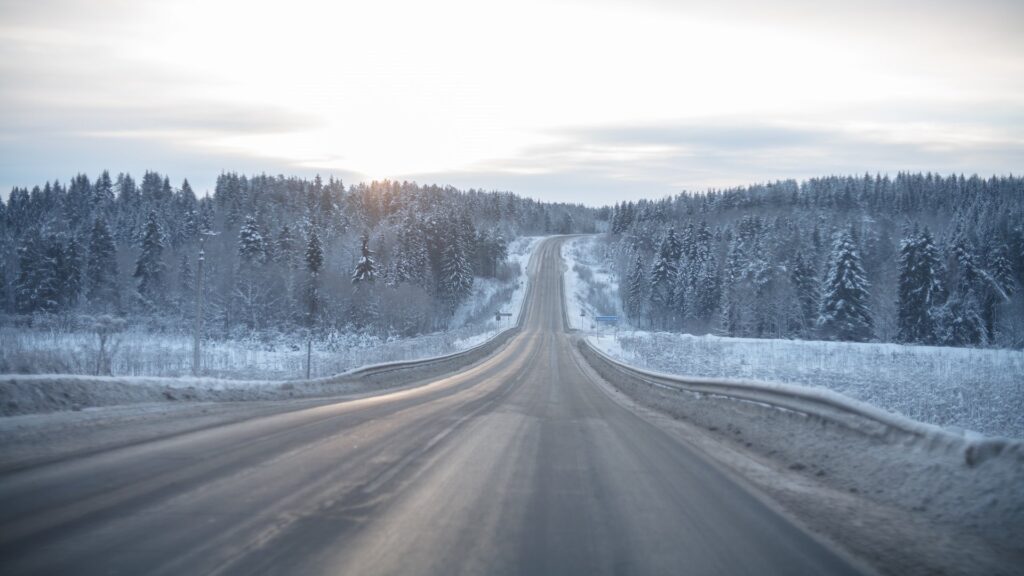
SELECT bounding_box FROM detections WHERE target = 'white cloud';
[1,0,1022,200]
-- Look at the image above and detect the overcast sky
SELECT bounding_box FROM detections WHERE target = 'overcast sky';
[1,0,1022,205]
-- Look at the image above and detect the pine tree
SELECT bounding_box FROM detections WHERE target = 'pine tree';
[275,225,297,267]
[305,230,323,275]
[693,252,720,324]
[133,211,166,305]
[896,228,944,344]
[303,230,323,328]
[670,262,688,328]
[0,265,9,313]
[179,254,193,295]
[981,242,1015,340]
[440,234,473,313]
[352,234,376,284]
[59,236,84,308]
[396,216,429,288]
[14,232,60,314]
[790,251,819,336]
[818,229,873,342]
[93,170,114,206]
[626,254,646,325]
[237,215,266,265]
[940,287,986,346]
[663,227,682,261]
[649,234,678,327]
[86,218,120,311]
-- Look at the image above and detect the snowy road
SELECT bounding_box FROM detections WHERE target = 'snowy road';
[0,238,865,575]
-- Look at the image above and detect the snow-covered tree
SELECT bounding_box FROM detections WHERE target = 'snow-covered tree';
[237,215,266,265]
[15,232,60,314]
[790,251,819,336]
[352,234,376,285]
[303,230,323,329]
[305,230,323,276]
[133,211,166,306]
[649,234,678,327]
[86,218,119,311]
[59,235,83,308]
[440,234,473,312]
[818,229,873,342]
[626,254,646,325]
[896,228,944,344]
[981,242,1016,340]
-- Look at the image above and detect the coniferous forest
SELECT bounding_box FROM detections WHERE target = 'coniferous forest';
[0,172,596,340]
[3,170,1023,355]
[606,173,1024,348]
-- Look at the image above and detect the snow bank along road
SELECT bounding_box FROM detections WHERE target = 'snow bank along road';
[0,237,865,575]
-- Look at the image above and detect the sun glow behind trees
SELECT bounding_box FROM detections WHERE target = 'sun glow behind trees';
[2,0,1022,201]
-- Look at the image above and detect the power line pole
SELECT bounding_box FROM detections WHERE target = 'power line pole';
[193,242,204,377]
[193,232,217,377]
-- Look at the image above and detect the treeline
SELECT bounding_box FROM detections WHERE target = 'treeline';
[608,173,1024,348]
[0,172,597,337]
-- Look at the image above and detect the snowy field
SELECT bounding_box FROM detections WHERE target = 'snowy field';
[563,236,1024,439]
[0,236,542,382]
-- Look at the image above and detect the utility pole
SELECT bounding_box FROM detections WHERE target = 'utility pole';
[193,232,217,377]
[306,273,318,380]
[193,242,204,377]
[306,336,312,380]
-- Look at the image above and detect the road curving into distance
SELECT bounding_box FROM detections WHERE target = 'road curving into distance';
[0,237,865,575]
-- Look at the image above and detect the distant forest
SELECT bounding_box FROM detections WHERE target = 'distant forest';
[0,172,597,337]
[607,173,1024,348]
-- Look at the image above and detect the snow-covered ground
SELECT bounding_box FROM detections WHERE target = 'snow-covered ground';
[0,237,542,385]
[563,236,1024,439]
[0,235,544,383]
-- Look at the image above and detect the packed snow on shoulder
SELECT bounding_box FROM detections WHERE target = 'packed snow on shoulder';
[564,236,1024,439]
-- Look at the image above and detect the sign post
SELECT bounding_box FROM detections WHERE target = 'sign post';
[495,310,513,329]
[595,315,619,336]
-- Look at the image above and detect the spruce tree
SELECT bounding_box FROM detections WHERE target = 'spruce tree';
[790,251,819,336]
[93,170,114,206]
[59,236,83,308]
[305,230,323,275]
[133,211,166,305]
[86,218,119,311]
[981,242,1015,340]
[440,235,472,313]
[626,254,646,325]
[352,234,376,284]
[179,254,193,296]
[15,232,59,314]
[818,229,873,342]
[275,225,297,267]
[237,215,265,265]
[896,228,944,344]
[0,265,9,313]
[649,235,678,327]
[304,230,323,328]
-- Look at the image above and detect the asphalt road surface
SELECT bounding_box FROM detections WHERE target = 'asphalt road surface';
[0,237,864,575]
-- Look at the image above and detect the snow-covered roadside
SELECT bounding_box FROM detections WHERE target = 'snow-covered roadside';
[580,354,1024,576]
[566,235,1024,575]
[561,235,621,330]
[563,236,1024,439]
[453,235,542,345]
[0,237,544,418]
